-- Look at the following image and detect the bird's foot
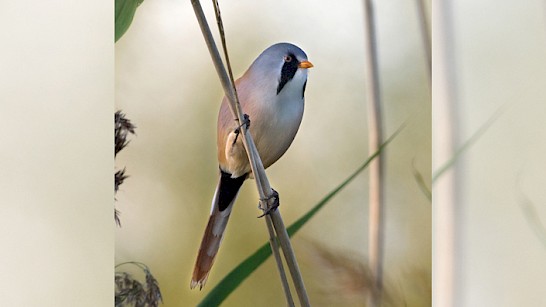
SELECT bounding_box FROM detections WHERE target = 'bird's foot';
[232,114,251,145]
[257,189,279,218]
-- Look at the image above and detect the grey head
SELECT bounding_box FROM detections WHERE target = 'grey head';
[245,42,312,99]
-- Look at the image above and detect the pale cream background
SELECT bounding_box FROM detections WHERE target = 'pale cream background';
[451,1,546,306]
[0,0,113,306]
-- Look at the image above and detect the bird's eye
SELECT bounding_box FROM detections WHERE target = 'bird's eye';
[284,55,293,62]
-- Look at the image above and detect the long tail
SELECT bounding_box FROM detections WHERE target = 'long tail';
[190,170,246,290]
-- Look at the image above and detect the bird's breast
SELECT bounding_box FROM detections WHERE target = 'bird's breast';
[218,73,306,175]
[248,93,304,169]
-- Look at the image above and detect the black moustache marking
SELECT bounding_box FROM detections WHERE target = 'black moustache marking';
[302,80,307,99]
[277,52,299,95]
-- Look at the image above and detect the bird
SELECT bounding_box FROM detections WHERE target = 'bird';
[190,42,313,290]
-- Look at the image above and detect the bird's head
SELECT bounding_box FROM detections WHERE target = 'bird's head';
[246,42,313,99]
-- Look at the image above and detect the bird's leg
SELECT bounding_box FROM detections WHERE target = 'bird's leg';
[232,114,251,145]
[257,189,280,218]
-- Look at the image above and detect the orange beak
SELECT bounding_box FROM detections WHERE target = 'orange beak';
[298,60,314,69]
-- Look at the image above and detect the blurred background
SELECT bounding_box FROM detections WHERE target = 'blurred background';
[445,1,546,306]
[4,0,545,306]
[115,0,431,306]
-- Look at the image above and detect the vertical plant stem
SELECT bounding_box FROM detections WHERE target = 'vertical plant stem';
[210,0,268,199]
[265,215,295,307]
[190,1,310,305]
[362,0,385,306]
[415,0,431,83]
[432,1,459,307]
[270,210,311,306]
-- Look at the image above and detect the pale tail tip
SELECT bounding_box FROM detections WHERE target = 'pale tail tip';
[190,278,207,290]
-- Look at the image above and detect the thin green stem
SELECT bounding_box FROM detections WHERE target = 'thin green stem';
[432,106,504,183]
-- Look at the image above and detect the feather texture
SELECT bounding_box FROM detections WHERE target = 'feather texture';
[191,43,311,289]
[191,171,247,289]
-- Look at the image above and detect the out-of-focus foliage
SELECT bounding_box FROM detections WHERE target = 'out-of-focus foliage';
[518,192,546,250]
[115,262,163,307]
[115,114,162,306]
[115,111,136,226]
[115,111,137,157]
[432,107,504,183]
[115,0,144,42]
